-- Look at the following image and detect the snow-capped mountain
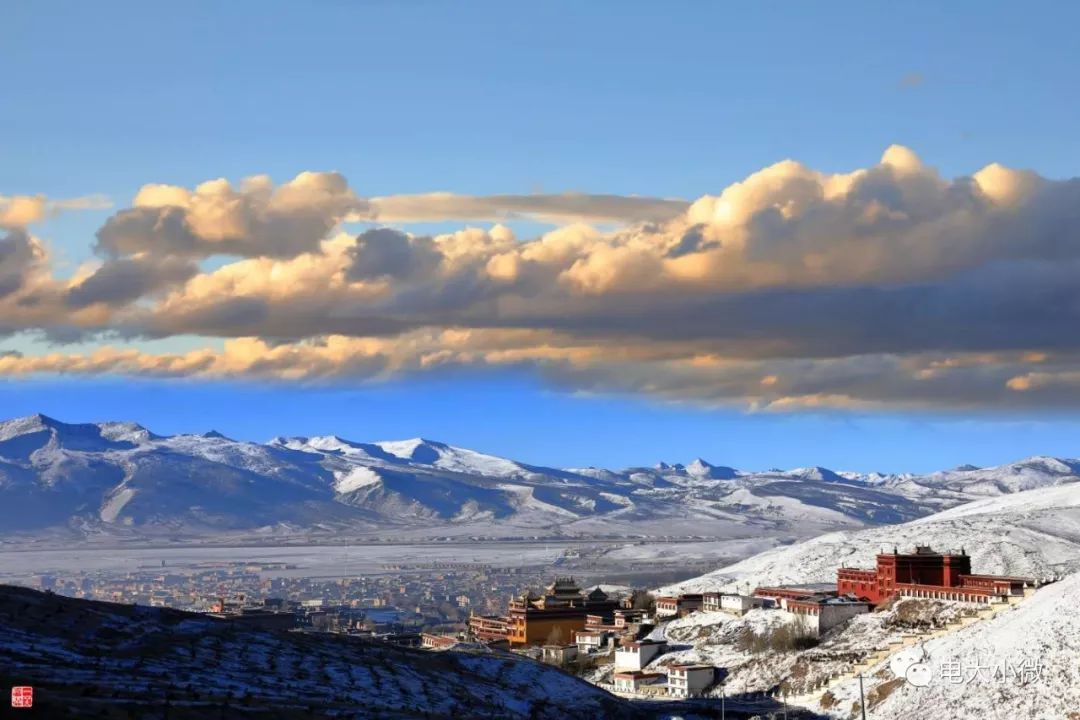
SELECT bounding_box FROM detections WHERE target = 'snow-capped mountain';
[1,414,1079,544]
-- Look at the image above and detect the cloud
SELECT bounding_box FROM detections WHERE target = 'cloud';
[0,230,46,299]
[5,147,1080,410]
[0,193,112,228]
[352,192,690,225]
[97,173,365,258]
[99,178,684,261]
[346,228,443,281]
[65,256,198,308]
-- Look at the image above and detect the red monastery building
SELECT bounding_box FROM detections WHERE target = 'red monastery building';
[837,545,1033,606]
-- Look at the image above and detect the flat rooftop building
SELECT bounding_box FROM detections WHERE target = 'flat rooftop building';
[837,545,1034,606]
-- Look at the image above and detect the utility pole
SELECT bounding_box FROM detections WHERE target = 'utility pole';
[782,689,788,720]
[858,672,868,720]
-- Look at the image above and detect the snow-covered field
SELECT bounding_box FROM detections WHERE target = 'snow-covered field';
[0,537,770,587]
[0,542,574,582]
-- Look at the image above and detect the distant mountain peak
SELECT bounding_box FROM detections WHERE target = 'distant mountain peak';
[784,466,845,483]
[0,413,56,436]
[97,421,157,443]
[686,458,738,480]
[376,438,450,463]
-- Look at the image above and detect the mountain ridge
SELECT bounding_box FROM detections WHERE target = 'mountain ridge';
[1,414,1078,545]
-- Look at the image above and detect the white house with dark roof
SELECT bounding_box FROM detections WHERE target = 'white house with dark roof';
[614,638,667,671]
[666,664,715,698]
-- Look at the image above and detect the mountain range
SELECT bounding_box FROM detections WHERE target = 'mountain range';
[2,414,1079,545]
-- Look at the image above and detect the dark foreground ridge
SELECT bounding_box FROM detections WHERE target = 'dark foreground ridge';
[0,584,643,719]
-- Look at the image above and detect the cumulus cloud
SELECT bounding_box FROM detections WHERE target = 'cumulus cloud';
[97,173,365,258]
[346,228,443,281]
[0,230,47,299]
[65,256,198,308]
[5,146,1080,410]
[0,193,112,228]
[93,176,683,260]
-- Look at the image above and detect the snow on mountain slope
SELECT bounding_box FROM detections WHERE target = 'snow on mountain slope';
[1,414,1078,546]
[660,482,1080,596]
[829,574,1080,720]
[875,455,1080,503]
[914,480,1080,521]
[374,438,528,477]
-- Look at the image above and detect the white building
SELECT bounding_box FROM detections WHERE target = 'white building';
[614,639,667,671]
[574,630,610,654]
[654,596,680,618]
[785,597,871,636]
[541,644,578,665]
[667,664,715,698]
[703,592,763,615]
[654,594,702,618]
[613,671,667,694]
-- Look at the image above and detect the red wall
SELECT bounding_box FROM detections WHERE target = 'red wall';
[837,552,972,605]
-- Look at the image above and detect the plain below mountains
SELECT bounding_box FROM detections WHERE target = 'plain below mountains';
[2,414,1079,545]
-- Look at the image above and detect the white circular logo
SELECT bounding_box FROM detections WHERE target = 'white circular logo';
[889,647,923,678]
[906,662,933,687]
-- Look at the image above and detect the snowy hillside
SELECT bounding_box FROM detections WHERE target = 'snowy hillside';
[1,414,1079,545]
[853,573,1080,720]
[0,584,639,719]
[648,483,1080,719]
[660,481,1080,596]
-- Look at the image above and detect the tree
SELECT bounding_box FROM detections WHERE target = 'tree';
[630,590,656,614]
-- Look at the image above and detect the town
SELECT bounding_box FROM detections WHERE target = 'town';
[22,558,556,640]
[433,545,1037,701]
[22,544,1038,704]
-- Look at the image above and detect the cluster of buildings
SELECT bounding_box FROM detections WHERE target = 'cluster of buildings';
[457,578,722,698]
[23,559,565,634]
[613,661,716,699]
[653,546,1037,641]
[465,578,646,650]
[592,633,716,698]
[653,590,761,620]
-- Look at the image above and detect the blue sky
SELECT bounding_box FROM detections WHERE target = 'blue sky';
[3,2,1080,470]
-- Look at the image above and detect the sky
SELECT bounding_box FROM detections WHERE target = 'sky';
[3,2,1080,471]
